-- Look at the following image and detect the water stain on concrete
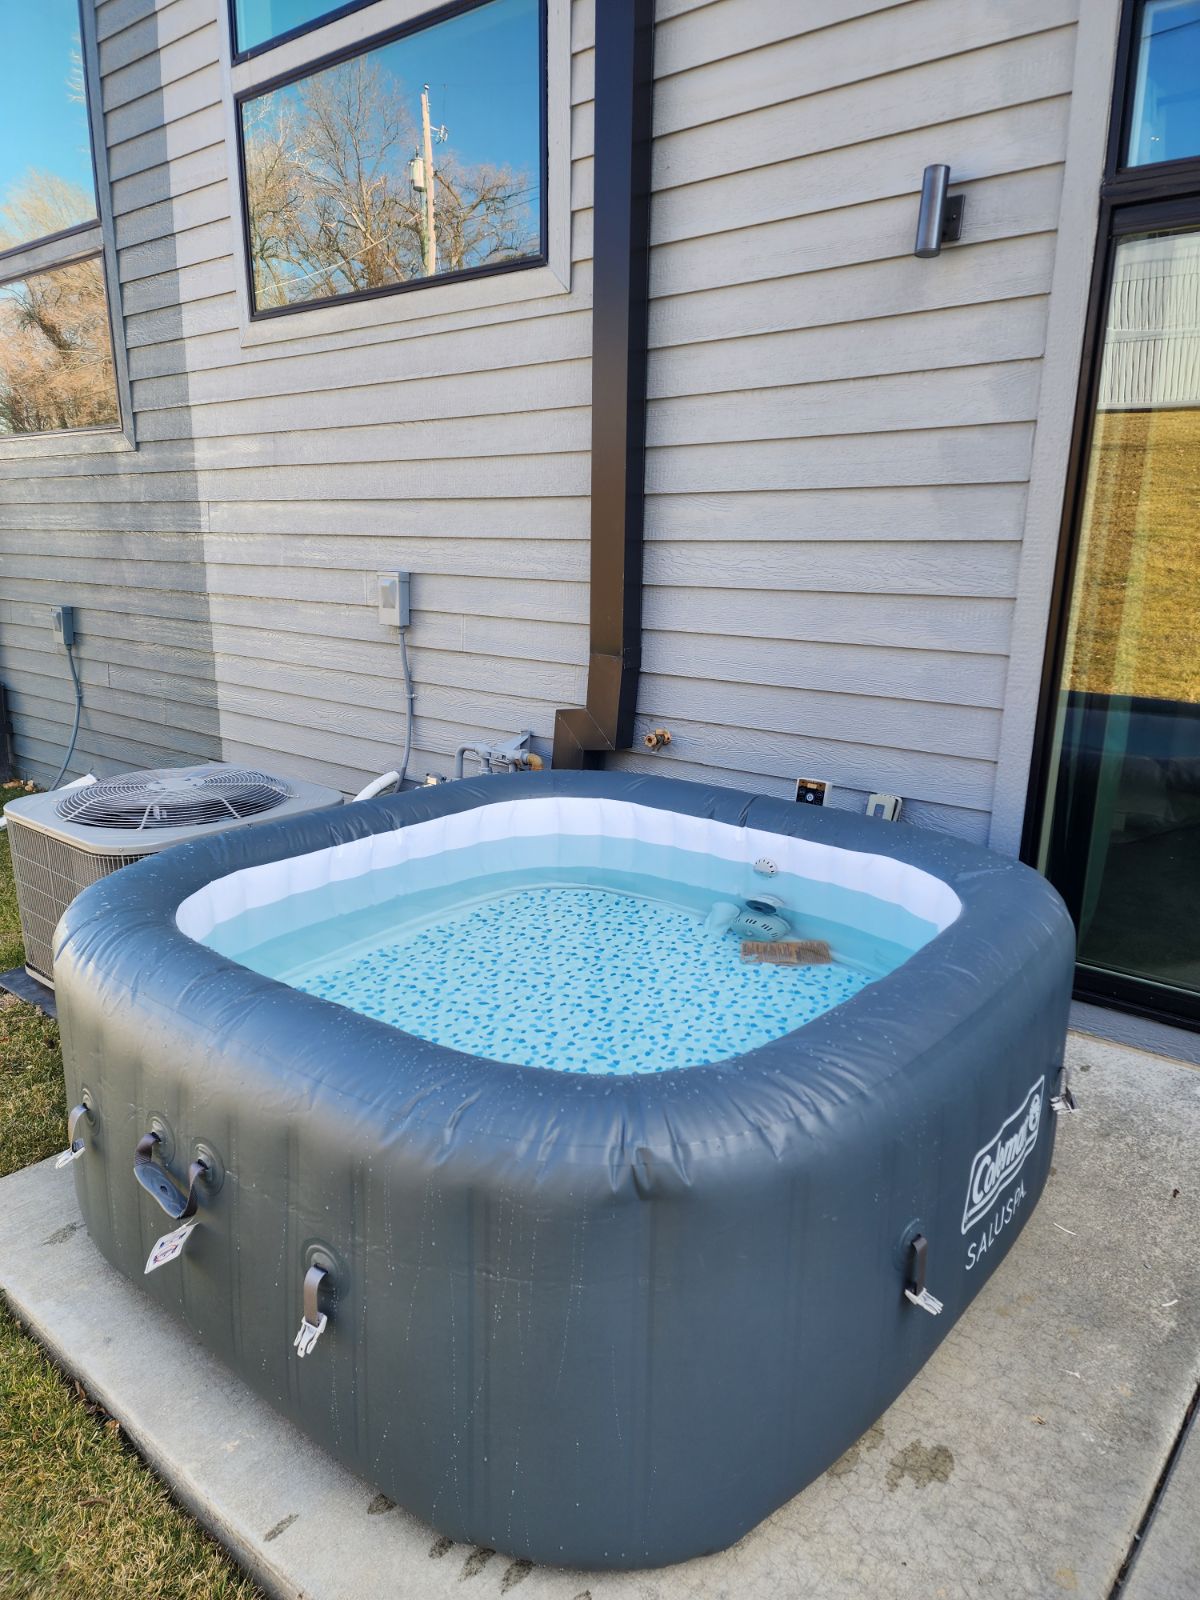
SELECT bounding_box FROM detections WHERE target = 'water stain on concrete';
[501,1558,533,1591]
[461,1546,497,1579]
[367,1492,395,1515]
[885,1440,955,1491]
[995,1291,1037,1320]
[1054,1567,1079,1591]
[41,1222,81,1247]
[826,1421,885,1479]
[429,1535,455,1559]
[264,1513,299,1542]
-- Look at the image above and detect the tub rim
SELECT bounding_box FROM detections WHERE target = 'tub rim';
[54,770,1075,1151]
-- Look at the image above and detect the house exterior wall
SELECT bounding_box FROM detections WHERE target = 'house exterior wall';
[0,0,1120,848]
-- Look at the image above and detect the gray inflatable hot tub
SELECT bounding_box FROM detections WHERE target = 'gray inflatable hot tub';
[55,771,1074,1569]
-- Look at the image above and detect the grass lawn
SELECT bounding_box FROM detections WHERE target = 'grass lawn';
[0,782,263,1599]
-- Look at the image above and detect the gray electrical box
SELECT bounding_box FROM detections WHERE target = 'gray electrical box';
[51,604,76,646]
[376,572,411,628]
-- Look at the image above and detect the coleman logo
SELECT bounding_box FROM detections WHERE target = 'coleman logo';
[961,1078,1044,1235]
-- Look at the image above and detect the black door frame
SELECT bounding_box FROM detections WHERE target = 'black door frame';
[1021,0,1200,1031]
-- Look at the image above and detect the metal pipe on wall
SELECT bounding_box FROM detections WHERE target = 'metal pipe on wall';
[552,0,656,769]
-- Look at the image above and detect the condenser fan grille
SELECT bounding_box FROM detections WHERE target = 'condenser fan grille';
[55,765,295,831]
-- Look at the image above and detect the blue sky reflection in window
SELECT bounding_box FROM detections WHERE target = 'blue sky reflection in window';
[1127,0,1200,166]
[237,0,372,53]
[0,0,98,251]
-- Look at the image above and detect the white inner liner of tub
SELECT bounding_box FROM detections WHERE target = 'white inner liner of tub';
[175,796,962,943]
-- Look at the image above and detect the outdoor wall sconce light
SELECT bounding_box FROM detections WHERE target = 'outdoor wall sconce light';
[914,165,965,258]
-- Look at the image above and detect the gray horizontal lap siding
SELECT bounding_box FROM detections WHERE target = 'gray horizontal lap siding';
[609,0,1080,842]
[1,0,594,789]
[0,0,1082,837]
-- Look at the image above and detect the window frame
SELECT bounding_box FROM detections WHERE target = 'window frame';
[1109,0,1200,183]
[229,0,550,324]
[0,0,134,453]
[1021,0,1200,1032]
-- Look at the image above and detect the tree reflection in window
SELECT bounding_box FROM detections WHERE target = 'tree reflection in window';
[0,176,118,436]
[240,0,543,312]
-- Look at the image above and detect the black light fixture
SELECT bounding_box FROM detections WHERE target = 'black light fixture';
[914,165,965,258]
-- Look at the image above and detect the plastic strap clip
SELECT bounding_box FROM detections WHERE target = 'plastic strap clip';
[294,1265,329,1358]
[1051,1082,1078,1116]
[55,1103,91,1168]
[904,1233,944,1316]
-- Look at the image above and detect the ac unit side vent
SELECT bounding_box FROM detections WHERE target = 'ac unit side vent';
[6,817,132,984]
[56,766,294,830]
[5,763,342,988]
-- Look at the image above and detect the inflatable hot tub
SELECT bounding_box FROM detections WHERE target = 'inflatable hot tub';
[55,772,1074,1569]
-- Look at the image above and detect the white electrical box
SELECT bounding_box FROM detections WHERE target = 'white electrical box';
[866,792,904,822]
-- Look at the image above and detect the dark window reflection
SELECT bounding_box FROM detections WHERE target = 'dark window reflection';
[1127,0,1200,167]
[1,0,98,251]
[0,259,119,435]
[240,0,543,313]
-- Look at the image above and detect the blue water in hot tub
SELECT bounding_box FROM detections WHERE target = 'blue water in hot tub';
[201,838,942,1074]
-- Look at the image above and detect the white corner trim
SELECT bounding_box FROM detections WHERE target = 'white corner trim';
[215,0,572,351]
[987,0,1125,857]
[79,0,137,450]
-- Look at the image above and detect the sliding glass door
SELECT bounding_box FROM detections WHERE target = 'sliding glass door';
[1030,3,1200,1026]
[1037,224,1200,1010]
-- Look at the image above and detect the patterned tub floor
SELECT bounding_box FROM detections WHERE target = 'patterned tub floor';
[296,885,871,1073]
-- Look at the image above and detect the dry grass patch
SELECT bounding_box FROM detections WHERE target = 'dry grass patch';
[0,996,65,1181]
[0,782,64,1179]
[0,781,264,1598]
[0,1301,262,1600]
[1068,408,1200,704]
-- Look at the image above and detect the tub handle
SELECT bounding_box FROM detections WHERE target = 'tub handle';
[134,1131,210,1220]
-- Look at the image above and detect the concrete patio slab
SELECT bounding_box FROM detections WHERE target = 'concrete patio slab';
[2,1031,1199,1600]
[1123,1404,1200,1600]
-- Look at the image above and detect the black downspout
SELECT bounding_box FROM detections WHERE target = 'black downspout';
[552,0,655,769]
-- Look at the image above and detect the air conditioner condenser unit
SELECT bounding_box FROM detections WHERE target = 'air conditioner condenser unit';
[3,763,343,986]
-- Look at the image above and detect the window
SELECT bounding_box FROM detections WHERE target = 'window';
[236,0,546,318]
[0,262,118,434]
[0,0,120,437]
[1126,0,1200,166]
[1026,0,1200,1029]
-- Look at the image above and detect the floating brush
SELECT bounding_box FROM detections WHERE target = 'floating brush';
[740,939,832,966]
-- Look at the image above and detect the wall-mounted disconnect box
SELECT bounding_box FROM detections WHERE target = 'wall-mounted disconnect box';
[51,604,76,647]
[376,572,411,629]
